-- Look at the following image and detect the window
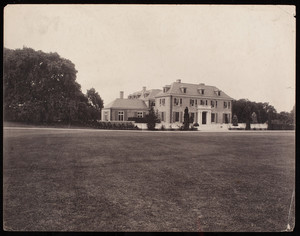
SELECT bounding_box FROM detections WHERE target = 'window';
[118,111,124,121]
[161,98,165,106]
[224,102,227,108]
[218,91,221,96]
[175,112,180,122]
[211,100,215,108]
[174,98,182,106]
[137,112,143,118]
[150,101,155,107]
[190,112,195,123]
[211,113,215,122]
[195,99,198,105]
[206,100,208,106]
[198,89,205,94]
[163,86,170,93]
[161,112,165,122]
[104,111,108,121]
[190,99,195,107]
[216,101,218,107]
[200,100,204,105]
[228,101,231,109]
[159,99,161,106]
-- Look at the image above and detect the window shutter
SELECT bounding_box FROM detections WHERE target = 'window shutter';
[173,112,175,122]
[180,112,183,122]
[115,111,118,121]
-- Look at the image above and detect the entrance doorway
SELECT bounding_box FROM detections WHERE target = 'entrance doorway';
[224,114,229,124]
[202,112,207,124]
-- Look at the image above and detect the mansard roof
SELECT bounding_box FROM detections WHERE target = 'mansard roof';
[104,98,148,109]
[155,81,233,100]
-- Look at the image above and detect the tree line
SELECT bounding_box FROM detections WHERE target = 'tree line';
[3,47,103,124]
[232,99,295,129]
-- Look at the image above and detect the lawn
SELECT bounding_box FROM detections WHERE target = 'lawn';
[3,128,295,232]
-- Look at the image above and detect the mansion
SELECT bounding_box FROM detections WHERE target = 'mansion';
[101,79,233,126]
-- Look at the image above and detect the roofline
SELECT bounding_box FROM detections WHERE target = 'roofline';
[104,107,149,110]
[155,93,234,100]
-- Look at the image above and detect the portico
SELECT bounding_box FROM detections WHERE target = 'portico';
[197,105,212,125]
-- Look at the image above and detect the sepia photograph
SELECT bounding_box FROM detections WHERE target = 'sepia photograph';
[3,4,295,232]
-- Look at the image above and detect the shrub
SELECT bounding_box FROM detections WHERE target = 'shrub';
[127,117,147,123]
[145,106,159,130]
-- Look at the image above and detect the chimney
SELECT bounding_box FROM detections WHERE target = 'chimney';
[143,86,146,92]
[176,79,181,83]
[120,91,124,99]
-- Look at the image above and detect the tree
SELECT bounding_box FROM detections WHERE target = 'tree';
[145,106,158,130]
[266,104,277,130]
[290,105,295,124]
[3,47,103,124]
[86,88,104,121]
[232,114,238,126]
[251,112,258,124]
[183,107,190,130]
[232,99,277,125]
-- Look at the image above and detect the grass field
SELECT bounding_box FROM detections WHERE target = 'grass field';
[3,128,295,232]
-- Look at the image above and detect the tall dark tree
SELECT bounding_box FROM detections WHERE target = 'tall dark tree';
[86,88,104,121]
[232,99,276,125]
[145,106,158,130]
[183,107,190,130]
[3,47,103,124]
[244,101,252,130]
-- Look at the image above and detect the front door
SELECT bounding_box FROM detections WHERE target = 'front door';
[202,112,207,124]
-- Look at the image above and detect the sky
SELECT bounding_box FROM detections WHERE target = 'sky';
[4,4,295,112]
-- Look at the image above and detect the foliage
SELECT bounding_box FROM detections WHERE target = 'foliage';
[232,99,294,130]
[145,106,159,130]
[232,115,238,126]
[3,47,103,124]
[86,88,104,121]
[251,112,258,124]
[183,107,190,130]
[127,117,147,123]
[232,99,275,124]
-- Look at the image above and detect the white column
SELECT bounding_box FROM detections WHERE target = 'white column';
[198,111,202,124]
[207,110,211,125]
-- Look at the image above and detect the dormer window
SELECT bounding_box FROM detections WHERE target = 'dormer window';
[163,86,170,93]
[215,90,221,96]
[198,88,205,94]
[180,87,187,93]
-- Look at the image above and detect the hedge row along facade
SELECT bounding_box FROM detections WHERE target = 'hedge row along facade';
[101,79,233,126]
